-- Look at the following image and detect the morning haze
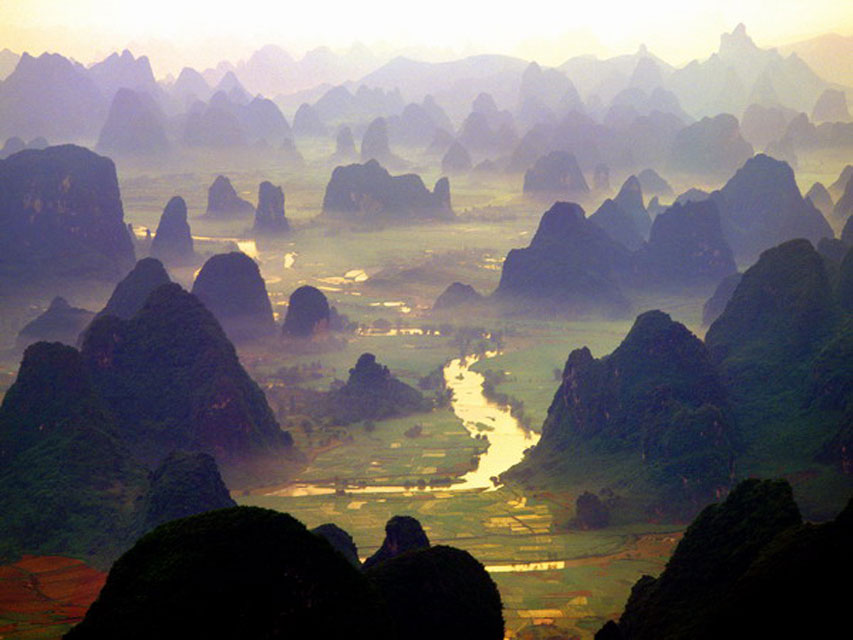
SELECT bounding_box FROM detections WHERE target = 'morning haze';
[0,1,852,638]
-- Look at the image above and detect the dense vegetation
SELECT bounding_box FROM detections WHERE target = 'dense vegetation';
[598,478,852,639]
[82,283,291,476]
[509,310,735,518]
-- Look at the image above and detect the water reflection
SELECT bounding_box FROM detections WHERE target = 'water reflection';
[446,353,540,491]
[266,352,539,497]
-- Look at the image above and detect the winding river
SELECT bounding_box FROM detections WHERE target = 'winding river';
[267,352,539,497]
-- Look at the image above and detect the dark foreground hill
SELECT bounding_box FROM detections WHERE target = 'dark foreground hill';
[64,508,387,640]
[597,478,852,640]
[65,508,503,640]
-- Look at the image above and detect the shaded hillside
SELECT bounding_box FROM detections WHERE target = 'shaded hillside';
[630,200,736,290]
[323,160,453,223]
[508,310,735,518]
[141,451,236,531]
[0,145,135,285]
[0,343,148,564]
[16,297,94,350]
[705,239,853,513]
[191,252,277,343]
[495,202,630,316]
[66,507,504,640]
[81,283,291,481]
[92,258,171,322]
[363,515,431,570]
[598,478,851,640]
[710,154,833,262]
[0,341,245,567]
[282,285,330,338]
[96,89,169,156]
[150,197,194,266]
[320,353,430,425]
[0,53,105,140]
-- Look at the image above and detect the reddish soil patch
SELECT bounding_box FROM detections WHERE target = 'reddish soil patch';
[0,556,105,639]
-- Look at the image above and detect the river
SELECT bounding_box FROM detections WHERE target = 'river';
[267,352,539,497]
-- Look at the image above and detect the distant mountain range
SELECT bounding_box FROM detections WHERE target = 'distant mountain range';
[779,33,853,87]
[0,25,849,156]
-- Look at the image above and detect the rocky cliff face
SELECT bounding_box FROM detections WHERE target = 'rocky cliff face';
[96,88,169,156]
[513,310,735,515]
[253,181,289,234]
[191,252,277,342]
[150,197,194,266]
[0,145,135,283]
[322,160,453,223]
[281,285,330,338]
[81,283,291,476]
[522,151,589,198]
[205,175,254,218]
[16,297,94,350]
[495,202,631,316]
[711,154,833,262]
[321,353,429,425]
[94,258,171,323]
[142,451,236,531]
[631,200,737,289]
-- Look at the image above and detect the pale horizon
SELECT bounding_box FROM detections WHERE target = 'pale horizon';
[2,0,852,79]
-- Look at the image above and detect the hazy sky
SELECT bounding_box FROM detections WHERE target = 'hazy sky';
[2,0,852,76]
